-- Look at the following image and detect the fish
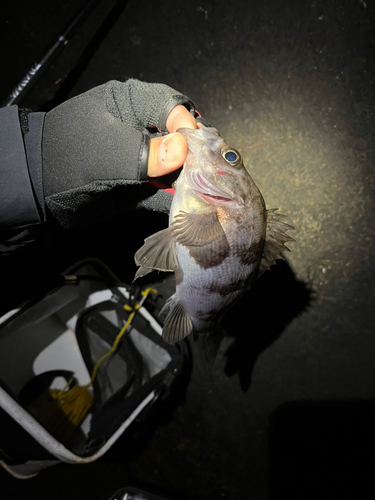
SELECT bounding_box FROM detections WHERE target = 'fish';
[134,126,294,359]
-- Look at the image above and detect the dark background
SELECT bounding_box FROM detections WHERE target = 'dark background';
[1,0,375,498]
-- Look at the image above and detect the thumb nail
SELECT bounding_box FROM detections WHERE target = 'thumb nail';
[158,132,180,164]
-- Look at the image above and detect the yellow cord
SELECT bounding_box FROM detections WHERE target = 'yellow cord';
[42,288,156,443]
[86,287,156,386]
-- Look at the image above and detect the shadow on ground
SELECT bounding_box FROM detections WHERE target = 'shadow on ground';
[223,260,312,391]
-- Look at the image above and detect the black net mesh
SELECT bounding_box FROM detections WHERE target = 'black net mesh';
[76,300,172,409]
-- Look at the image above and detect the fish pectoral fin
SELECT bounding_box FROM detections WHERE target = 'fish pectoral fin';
[258,208,295,276]
[172,210,225,246]
[172,210,230,269]
[134,227,178,280]
[160,295,193,344]
[133,266,154,281]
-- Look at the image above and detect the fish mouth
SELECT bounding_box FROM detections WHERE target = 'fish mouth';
[189,172,244,205]
[195,191,234,203]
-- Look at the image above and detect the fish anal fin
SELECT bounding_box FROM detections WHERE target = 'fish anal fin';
[160,295,193,344]
[258,208,295,276]
[134,227,178,281]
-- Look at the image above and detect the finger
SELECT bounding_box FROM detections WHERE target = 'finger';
[147,132,188,177]
[166,104,198,132]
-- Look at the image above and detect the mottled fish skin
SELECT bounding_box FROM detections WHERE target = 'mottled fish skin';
[134,126,293,347]
[167,127,266,333]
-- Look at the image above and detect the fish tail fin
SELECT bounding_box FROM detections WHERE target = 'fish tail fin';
[193,326,226,369]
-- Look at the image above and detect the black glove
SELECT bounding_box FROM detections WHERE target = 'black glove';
[42,79,196,227]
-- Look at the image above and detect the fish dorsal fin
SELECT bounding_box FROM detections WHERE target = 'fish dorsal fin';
[258,208,295,276]
[134,227,178,280]
[172,210,230,269]
[160,294,194,344]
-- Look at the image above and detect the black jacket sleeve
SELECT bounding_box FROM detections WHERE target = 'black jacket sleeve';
[0,105,46,254]
[0,79,196,254]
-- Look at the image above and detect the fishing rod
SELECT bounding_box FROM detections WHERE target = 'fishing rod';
[2,0,113,107]
[41,0,130,111]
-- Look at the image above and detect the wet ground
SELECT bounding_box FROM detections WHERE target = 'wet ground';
[1,0,375,498]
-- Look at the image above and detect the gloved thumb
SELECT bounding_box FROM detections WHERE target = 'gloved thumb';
[147,132,188,177]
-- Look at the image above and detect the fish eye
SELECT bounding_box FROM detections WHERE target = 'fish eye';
[221,147,243,168]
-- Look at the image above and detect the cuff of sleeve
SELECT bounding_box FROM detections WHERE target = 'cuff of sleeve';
[24,111,46,220]
[0,106,41,229]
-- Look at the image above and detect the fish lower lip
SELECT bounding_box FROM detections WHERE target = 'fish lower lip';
[195,190,233,202]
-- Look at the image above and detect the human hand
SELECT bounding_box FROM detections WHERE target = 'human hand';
[147,105,198,178]
[42,79,203,227]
